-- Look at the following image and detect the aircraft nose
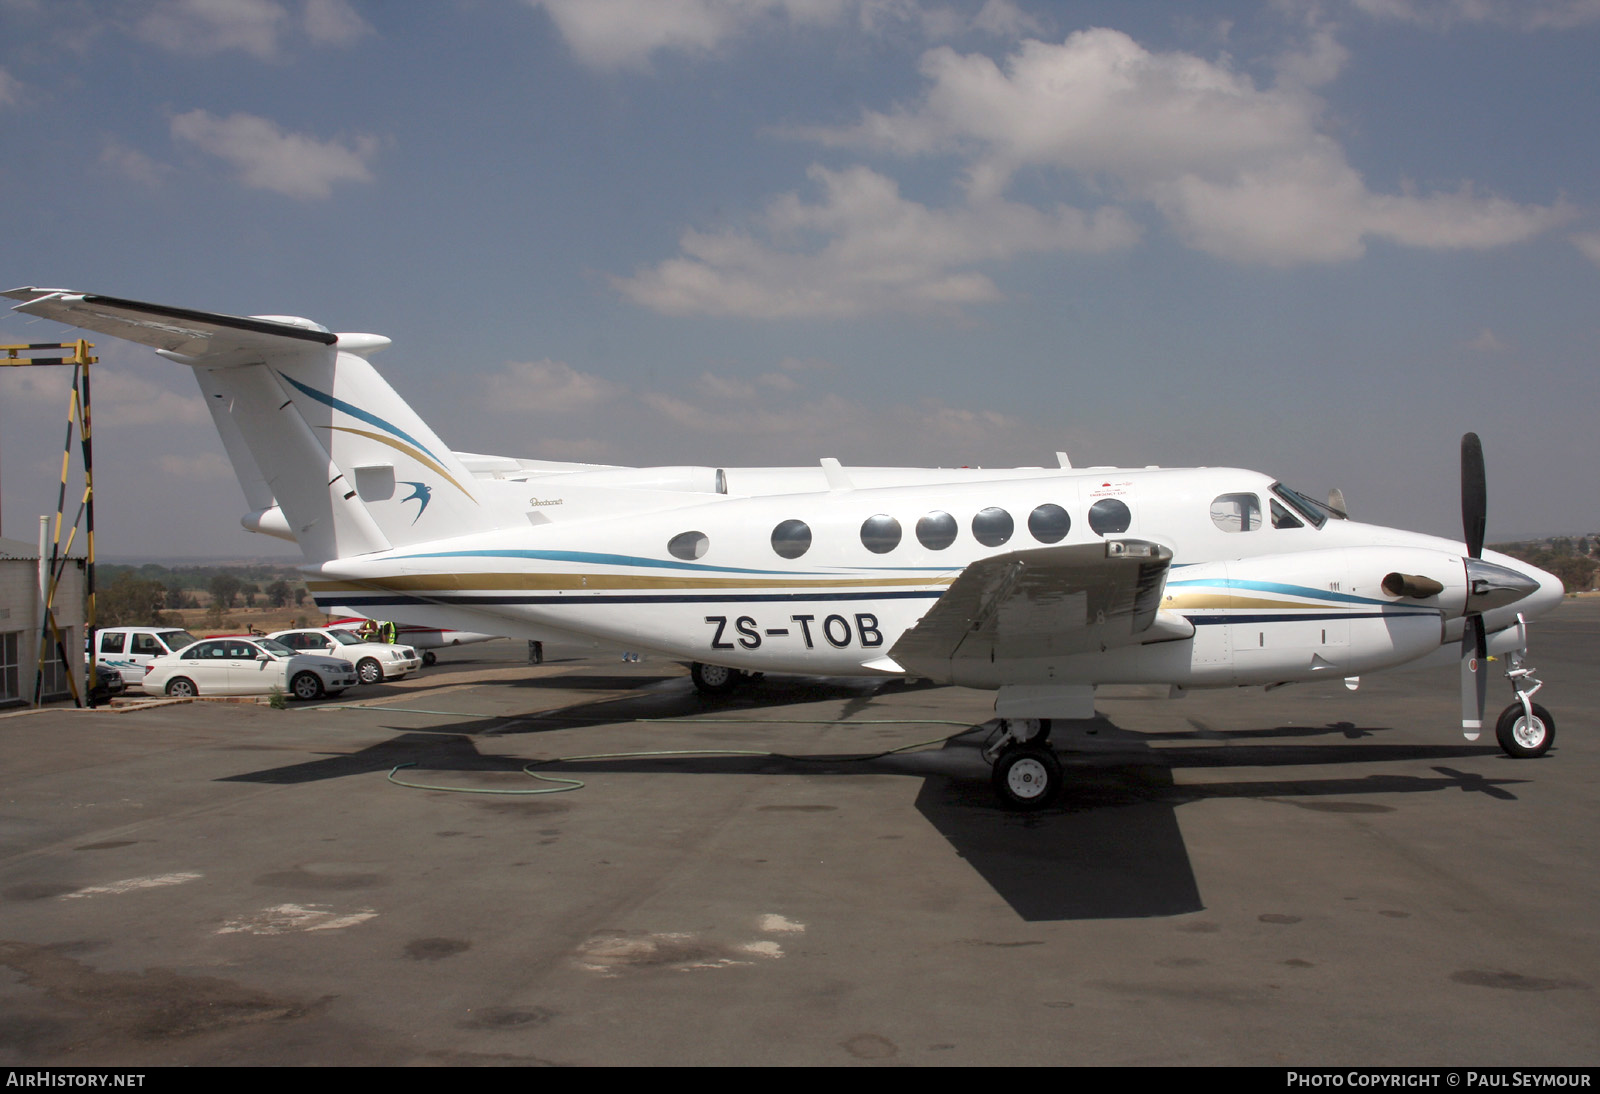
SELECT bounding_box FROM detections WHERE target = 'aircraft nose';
[1528,560,1566,618]
[1464,557,1542,613]
[1473,553,1564,622]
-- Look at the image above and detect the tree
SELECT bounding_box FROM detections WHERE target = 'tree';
[208,574,242,609]
[98,573,169,629]
[1548,555,1597,593]
[267,580,292,609]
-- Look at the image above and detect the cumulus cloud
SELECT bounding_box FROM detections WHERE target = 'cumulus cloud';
[525,0,834,68]
[1464,328,1509,353]
[100,139,170,186]
[811,28,1569,265]
[136,0,289,59]
[614,163,1137,317]
[526,0,1036,70]
[475,356,1083,468]
[170,109,378,198]
[0,67,22,110]
[302,0,373,45]
[1574,232,1600,268]
[154,453,236,480]
[485,359,625,415]
[134,0,372,59]
[0,360,210,428]
[1348,0,1600,30]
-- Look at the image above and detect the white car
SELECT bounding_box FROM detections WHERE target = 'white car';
[268,628,422,685]
[143,637,357,701]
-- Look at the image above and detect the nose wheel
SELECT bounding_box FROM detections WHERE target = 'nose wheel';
[1496,701,1554,758]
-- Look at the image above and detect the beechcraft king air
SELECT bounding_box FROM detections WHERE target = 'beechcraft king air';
[5,288,1566,808]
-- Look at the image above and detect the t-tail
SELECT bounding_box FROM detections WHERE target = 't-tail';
[3,288,505,563]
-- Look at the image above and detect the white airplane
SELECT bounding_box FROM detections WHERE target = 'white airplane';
[6,288,1565,808]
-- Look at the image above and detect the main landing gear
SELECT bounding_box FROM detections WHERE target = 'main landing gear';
[689,662,763,696]
[983,718,1061,811]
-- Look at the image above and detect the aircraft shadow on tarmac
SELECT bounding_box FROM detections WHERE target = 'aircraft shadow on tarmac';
[221,678,1529,923]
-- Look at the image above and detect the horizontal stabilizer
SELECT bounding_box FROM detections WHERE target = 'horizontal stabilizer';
[4,288,335,364]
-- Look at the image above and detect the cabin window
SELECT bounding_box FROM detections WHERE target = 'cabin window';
[1087,498,1131,535]
[860,514,902,554]
[668,530,709,560]
[770,519,812,560]
[916,511,958,550]
[1210,493,1262,532]
[1027,504,1071,544]
[1270,499,1303,530]
[971,507,1014,547]
[100,632,126,654]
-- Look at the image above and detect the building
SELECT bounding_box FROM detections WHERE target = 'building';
[0,535,86,707]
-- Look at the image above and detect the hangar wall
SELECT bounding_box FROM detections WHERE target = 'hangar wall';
[0,535,85,707]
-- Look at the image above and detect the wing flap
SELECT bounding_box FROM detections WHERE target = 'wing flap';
[890,540,1174,675]
[4,287,336,362]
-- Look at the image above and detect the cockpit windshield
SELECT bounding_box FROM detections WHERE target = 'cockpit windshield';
[1270,483,1342,529]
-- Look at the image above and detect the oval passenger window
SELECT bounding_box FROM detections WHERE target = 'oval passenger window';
[668,531,709,560]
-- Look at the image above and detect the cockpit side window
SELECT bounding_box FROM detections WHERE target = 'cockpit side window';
[1210,493,1262,532]
[1270,483,1333,528]
[1270,498,1304,529]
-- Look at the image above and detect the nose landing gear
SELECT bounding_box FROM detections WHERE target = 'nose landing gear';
[1495,637,1554,758]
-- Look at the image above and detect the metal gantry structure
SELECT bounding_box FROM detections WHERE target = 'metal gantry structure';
[2,339,97,707]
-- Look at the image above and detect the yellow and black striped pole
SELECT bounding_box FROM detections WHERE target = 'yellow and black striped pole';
[6,341,95,708]
[76,348,96,706]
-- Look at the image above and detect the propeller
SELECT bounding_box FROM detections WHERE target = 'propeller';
[1460,433,1488,739]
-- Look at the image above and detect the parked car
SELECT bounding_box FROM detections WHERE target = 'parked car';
[268,628,421,685]
[91,627,202,688]
[88,663,126,704]
[143,637,357,701]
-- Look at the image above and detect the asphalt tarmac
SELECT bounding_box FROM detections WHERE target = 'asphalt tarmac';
[1,603,1596,1066]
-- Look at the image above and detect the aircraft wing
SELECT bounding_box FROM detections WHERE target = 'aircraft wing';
[3,288,336,362]
[889,540,1175,674]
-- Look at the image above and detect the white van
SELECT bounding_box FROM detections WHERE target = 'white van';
[93,627,202,688]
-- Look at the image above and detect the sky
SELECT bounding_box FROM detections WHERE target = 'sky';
[0,0,1596,559]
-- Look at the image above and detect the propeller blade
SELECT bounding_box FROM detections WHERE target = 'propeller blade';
[1461,432,1486,560]
[1460,615,1487,740]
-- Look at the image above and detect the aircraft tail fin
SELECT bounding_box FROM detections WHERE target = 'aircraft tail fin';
[5,288,504,562]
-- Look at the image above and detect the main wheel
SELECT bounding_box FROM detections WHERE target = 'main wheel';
[691,662,741,696]
[991,743,1063,811]
[1495,702,1554,758]
[165,677,197,698]
[357,658,383,685]
[291,671,325,702]
[422,651,437,666]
